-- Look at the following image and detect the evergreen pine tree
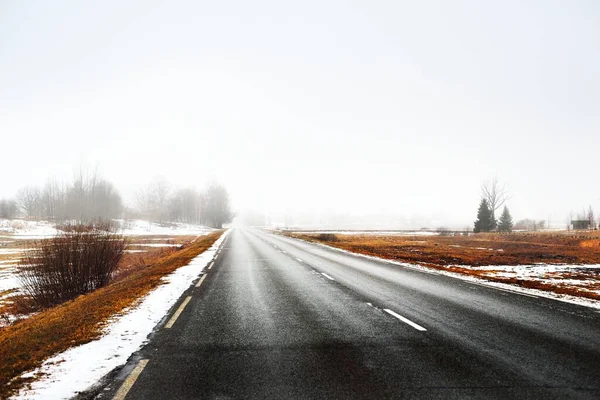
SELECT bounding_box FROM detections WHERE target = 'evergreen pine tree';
[474,198,494,233]
[498,206,513,233]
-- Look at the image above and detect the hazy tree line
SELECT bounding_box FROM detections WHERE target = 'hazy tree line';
[134,177,233,228]
[0,172,233,229]
[0,171,124,222]
[0,198,18,219]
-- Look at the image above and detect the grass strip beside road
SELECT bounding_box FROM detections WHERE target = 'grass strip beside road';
[0,230,223,400]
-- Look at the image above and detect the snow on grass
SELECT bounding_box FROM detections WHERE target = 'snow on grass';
[0,220,59,239]
[0,266,19,294]
[115,219,214,236]
[449,244,503,252]
[13,229,230,400]
[0,219,214,239]
[472,264,600,274]
[0,251,24,300]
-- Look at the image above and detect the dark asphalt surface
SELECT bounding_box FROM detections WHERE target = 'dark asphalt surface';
[100,228,600,399]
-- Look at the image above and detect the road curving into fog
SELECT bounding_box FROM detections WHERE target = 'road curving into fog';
[100,228,600,399]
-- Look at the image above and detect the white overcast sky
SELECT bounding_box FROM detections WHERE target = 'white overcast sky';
[1,0,599,226]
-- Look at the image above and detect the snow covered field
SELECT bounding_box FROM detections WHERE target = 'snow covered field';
[0,219,215,323]
[114,219,215,236]
[0,264,19,295]
[0,220,59,239]
[0,219,215,239]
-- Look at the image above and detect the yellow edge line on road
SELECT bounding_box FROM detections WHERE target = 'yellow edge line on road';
[196,274,208,288]
[165,296,192,329]
[113,359,149,400]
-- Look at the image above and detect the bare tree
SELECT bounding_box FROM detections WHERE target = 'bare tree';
[536,220,546,230]
[41,178,66,221]
[202,182,233,228]
[168,187,202,223]
[135,187,152,214]
[587,205,596,229]
[566,212,573,231]
[481,177,511,223]
[135,177,171,220]
[17,186,43,218]
[53,166,123,221]
[0,199,18,219]
[148,176,171,221]
[151,176,170,210]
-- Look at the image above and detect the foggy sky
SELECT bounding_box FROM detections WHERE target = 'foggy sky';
[1,0,599,228]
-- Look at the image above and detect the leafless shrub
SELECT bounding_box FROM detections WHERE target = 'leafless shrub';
[436,227,452,236]
[481,176,511,222]
[18,221,126,309]
[56,219,119,233]
[316,233,340,242]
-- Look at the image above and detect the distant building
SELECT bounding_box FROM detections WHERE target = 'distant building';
[571,220,591,230]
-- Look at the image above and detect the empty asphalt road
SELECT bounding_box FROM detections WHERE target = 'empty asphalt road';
[100,228,600,399]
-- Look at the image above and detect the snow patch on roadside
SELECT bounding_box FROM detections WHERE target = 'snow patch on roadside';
[13,230,230,400]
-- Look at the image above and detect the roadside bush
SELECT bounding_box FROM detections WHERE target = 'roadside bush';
[18,222,126,309]
[316,233,340,242]
[56,219,119,233]
[436,227,452,236]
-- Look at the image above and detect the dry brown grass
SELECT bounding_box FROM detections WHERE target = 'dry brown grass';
[0,230,223,399]
[288,233,600,267]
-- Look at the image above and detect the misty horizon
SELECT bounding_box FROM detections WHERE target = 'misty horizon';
[2,1,599,228]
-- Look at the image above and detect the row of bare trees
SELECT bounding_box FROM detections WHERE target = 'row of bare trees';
[7,170,123,222]
[513,219,546,231]
[2,171,233,228]
[134,177,233,228]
